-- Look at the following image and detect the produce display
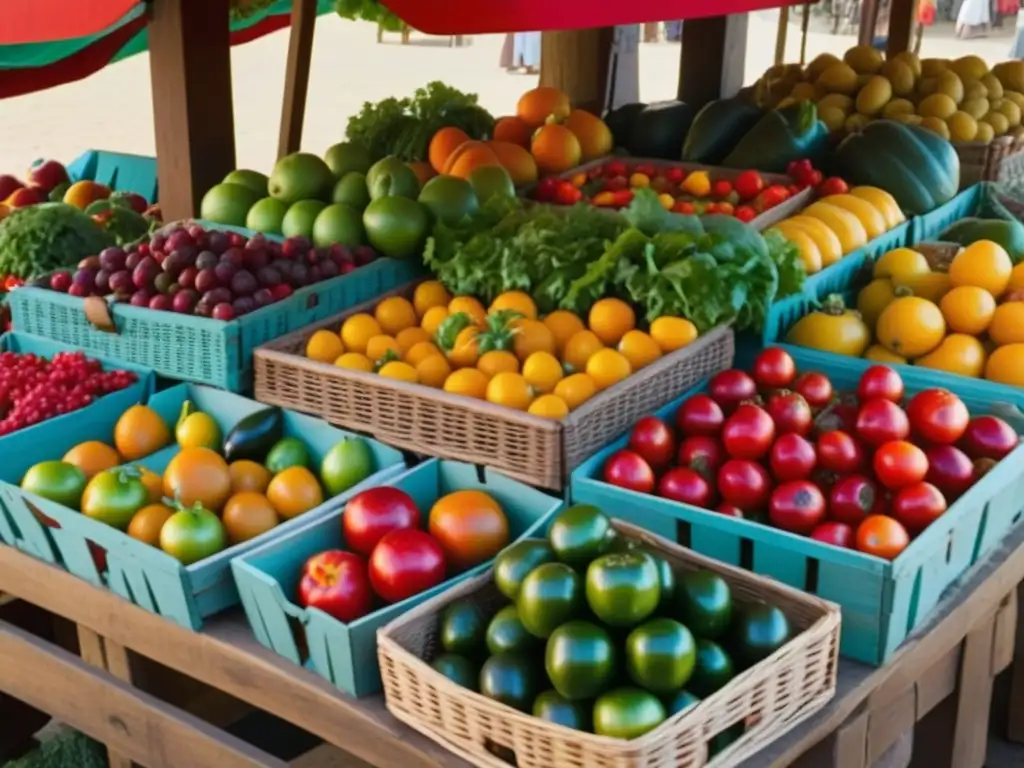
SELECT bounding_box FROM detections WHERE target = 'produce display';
[34,221,377,320]
[0,350,138,436]
[788,240,1024,387]
[305,280,700,418]
[424,503,790,749]
[19,403,378,563]
[0,158,153,219]
[601,348,1020,560]
[297,485,511,621]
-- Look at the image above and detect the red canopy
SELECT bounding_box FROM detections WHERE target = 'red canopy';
[0,0,138,44]
[381,0,808,34]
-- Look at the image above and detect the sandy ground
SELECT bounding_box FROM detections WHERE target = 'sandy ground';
[0,12,1020,176]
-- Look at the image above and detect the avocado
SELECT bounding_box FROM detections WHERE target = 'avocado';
[440,602,487,658]
[223,408,285,463]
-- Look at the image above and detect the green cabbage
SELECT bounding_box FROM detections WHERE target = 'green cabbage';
[0,203,113,279]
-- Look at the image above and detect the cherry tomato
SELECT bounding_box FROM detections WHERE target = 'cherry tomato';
[707,370,758,414]
[891,482,947,535]
[855,515,910,560]
[298,550,373,623]
[906,389,969,445]
[857,366,904,403]
[810,521,855,549]
[722,403,776,460]
[734,205,757,222]
[368,529,447,604]
[733,170,765,200]
[766,392,813,436]
[717,459,772,511]
[828,475,884,526]
[753,348,796,390]
[816,430,865,474]
[677,436,726,480]
[603,449,656,493]
[658,467,713,507]
[819,177,850,196]
[855,398,910,447]
[712,179,733,197]
[873,440,928,490]
[768,481,826,535]
[925,445,975,500]
[716,503,744,517]
[794,371,833,410]
[959,415,1019,460]
[343,487,420,556]
[769,433,817,481]
[676,394,725,437]
[628,416,677,471]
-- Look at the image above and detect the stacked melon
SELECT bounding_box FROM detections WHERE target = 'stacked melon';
[755,46,1024,144]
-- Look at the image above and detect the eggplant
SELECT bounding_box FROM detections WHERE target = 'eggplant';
[223,407,284,462]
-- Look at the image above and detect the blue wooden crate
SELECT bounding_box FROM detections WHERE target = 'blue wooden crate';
[8,257,421,392]
[762,220,911,346]
[910,185,986,245]
[570,348,1024,666]
[231,459,564,698]
[0,384,406,630]
[0,332,155,552]
[64,149,160,203]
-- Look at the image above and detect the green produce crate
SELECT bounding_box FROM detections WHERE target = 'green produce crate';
[911,183,990,244]
[231,459,563,697]
[8,257,421,392]
[0,384,406,630]
[570,347,1024,666]
[0,331,155,552]
[65,150,159,204]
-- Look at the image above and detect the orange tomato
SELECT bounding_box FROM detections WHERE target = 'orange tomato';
[127,504,174,546]
[138,466,165,503]
[855,515,910,560]
[63,441,121,480]
[267,466,324,519]
[163,447,233,512]
[588,298,636,345]
[222,492,280,543]
[543,310,586,354]
[114,405,172,461]
[563,330,605,371]
[618,330,662,370]
[512,319,557,360]
[229,460,272,494]
[428,490,510,570]
[447,326,480,368]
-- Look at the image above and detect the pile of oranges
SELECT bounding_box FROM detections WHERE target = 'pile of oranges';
[305,281,699,419]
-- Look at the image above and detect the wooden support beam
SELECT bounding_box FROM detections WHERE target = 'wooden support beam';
[148,0,236,220]
[539,28,615,114]
[859,0,880,46]
[678,15,748,109]
[277,0,318,159]
[775,7,790,66]
[887,0,917,56]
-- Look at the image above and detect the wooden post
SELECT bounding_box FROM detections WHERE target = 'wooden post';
[887,0,916,55]
[148,0,236,220]
[277,0,318,159]
[859,0,880,46]
[678,15,748,108]
[775,7,790,66]
[539,28,616,114]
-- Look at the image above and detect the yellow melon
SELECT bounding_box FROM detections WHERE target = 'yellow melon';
[849,187,906,229]
[880,59,916,97]
[802,202,869,255]
[949,55,989,83]
[817,62,859,94]
[936,71,965,104]
[776,217,845,266]
[856,76,893,116]
[947,111,978,142]
[920,58,949,78]
[844,45,884,75]
[920,116,952,139]
[882,98,915,119]
[819,194,888,239]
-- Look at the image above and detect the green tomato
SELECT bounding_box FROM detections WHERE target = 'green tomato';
[516,562,583,639]
[478,653,542,713]
[439,602,487,658]
[431,653,478,691]
[159,503,226,564]
[548,504,612,570]
[494,538,555,600]
[20,460,87,509]
[687,639,735,698]
[585,552,660,627]
[81,469,150,529]
[666,690,700,716]
[729,604,791,669]
[592,687,666,740]
[675,570,733,640]
[533,690,591,731]
[625,618,696,695]
[486,605,540,656]
[545,620,616,701]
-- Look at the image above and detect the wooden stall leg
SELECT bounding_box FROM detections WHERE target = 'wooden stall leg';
[678,15,748,109]
[950,614,996,768]
[277,0,317,159]
[77,627,133,768]
[887,0,916,56]
[539,29,616,115]
[1008,580,1024,742]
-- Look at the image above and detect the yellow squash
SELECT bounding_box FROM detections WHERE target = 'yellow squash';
[818,194,888,239]
[775,217,844,266]
[801,202,869,255]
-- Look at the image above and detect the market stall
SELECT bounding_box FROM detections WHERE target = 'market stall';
[1,0,1024,766]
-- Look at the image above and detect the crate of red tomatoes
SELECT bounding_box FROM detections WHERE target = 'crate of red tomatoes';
[572,345,1024,665]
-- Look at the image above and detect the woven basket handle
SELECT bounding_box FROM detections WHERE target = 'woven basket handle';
[83,296,117,334]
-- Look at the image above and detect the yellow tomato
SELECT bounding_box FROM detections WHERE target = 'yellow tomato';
[873,248,931,280]
[522,352,564,394]
[785,296,870,357]
[876,297,946,358]
[443,368,490,399]
[334,353,373,372]
[916,334,986,378]
[554,373,599,410]
[413,281,451,317]
[448,296,487,327]
[864,344,907,364]
[365,334,400,363]
[988,302,1024,346]
[528,394,569,419]
[415,355,452,388]
[985,343,1024,386]
[939,286,996,336]
[486,372,534,410]
[1008,261,1024,292]
[378,361,419,383]
[618,330,662,370]
[375,296,418,335]
[586,348,633,390]
[588,298,636,345]
[512,319,557,360]
[447,327,480,368]
[563,330,605,371]
[856,279,897,331]
[420,306,450,338]
[477,350,520,377]
[948,240,1013,298]
[395,327,432,356]
[340,314,382,354]
[649,316,698,353]
[306,330,344,363]
[406,340,443,366]
[542,310,586,354]
[489,291,538,320]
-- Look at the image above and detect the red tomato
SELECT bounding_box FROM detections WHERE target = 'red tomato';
[298,550,373,623]
[794,372,834,410]
[816,430,865,475]
[973,457,998,481]
[855,398,910,447]
[855,515,910,560]
[753,348,796,390]
[873,440,928,490]
[819,177,849,196]
[676,394,725,437]
[769,433,817,481]
[677,436,726,480]
[906,389,969,445]
[603,449,656,493]
[814,397,859,434]
[769,481,826,535]
[707,370,758,414]
[925,445,975,500]
[428,490,510,571]
[959,416,1019,460]
[658,467,713,507]
[857,366,904,403]
[734,205,757,223]
[664,167,686,183]
[369,529,446,604]
[712,179,733,197]
[628,416,677,470]
[716,503,745,517]
[828,475,884,526]
[717,459,772,511]
[810,521,854,548]
[722,403,776,460]
[343,487,420,556]
[734,170,765,200]
[605,160,628,178]
[766,392,813,436]
[891,482,947,535]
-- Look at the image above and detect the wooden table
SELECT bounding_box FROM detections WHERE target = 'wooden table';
[0,521,1021,768]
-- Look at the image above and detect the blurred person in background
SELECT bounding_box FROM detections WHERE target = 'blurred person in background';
[500,32,540,73]
[957,0,991,38]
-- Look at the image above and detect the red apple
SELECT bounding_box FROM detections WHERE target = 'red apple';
[602,449,656,493]
[342,487,421,556]
[0,175,24,201]
[27,160,69,194]
[297,550,373,623]
[627,416,676,471]
[4,187,44,208]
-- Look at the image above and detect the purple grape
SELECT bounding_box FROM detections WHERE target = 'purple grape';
[195,268,219,294]
[220,247,245,268]
[74,267,98,289]
[253,288,274,308]
[126,252,143,271]
[231,270,258,297]
[194,297,215,318]
[256,266,282,286]
[154,273,175,295]
[94,269,112,295]
[207,231,231,255]
[244,247,270,271]
[288,263,310,288]
[319,259,339,279]
[308,265,323,283]
[186,222,207,240]
[173,289,199,314]
[203,287,232,306]
[214,262,236,286]
[165,230,194,252]
[267,241,283,257]
[178,266,198,289]
[130,290,152,307]
[125,242,140,255]
[133,257,160,290]
[212,302,236,321]
[282,236,312,259]
[246,233,269,251]
[149,294,173,312]
[99,247,127,272]
[149,234,166,253]
[109,270,133,294]
[354,246,376,266]
[232,296,257,316]
[50,271,73,293]
[163,248,196,278]
[340,261,357,275]
[195,250,219,271]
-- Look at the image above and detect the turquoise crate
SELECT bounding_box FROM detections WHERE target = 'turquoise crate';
[0,332,155,552]
[9,257,421,392]
[64,150,159,203]
[762,220,911,345]
[570,348,1024,666]
[910,184,986,244]
[231,459,564,697]
[0,384,406,630]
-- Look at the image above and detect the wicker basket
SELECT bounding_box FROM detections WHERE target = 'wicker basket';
[914,240,962,271]
[254,283,735,491]
[377,520,841,768]
[955,136,1024,187]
